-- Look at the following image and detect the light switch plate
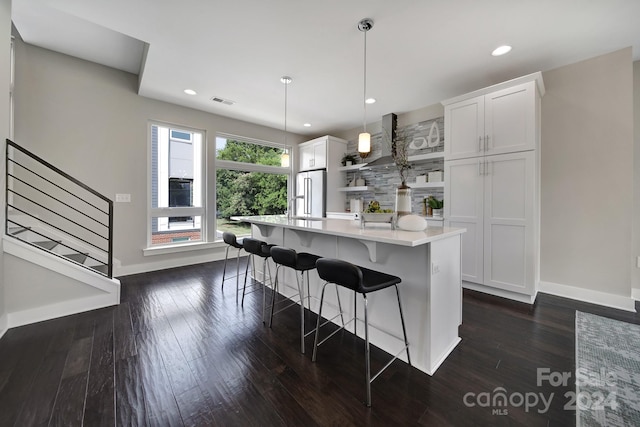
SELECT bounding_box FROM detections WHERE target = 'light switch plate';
[115,193,131,203]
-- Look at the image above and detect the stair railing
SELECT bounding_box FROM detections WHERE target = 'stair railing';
[5,139,114,278]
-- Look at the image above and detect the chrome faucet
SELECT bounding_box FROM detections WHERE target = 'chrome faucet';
[288,195,304,220]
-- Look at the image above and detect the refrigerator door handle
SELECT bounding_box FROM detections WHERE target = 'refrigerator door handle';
[305,178,312,214]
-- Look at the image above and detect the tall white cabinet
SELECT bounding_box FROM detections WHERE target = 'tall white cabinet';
[443,73,544,303]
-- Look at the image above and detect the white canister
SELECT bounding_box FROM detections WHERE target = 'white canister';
[356,178,365,186]
[416,175,427,184]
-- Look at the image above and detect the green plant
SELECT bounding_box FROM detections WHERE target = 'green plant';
[383,128,411,185]
[427,196,444,209]
[341,153,358,166]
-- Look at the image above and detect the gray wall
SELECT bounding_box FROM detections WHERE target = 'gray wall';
[0,0,12,336]
[540,48,634,297]
[13,40,305,274]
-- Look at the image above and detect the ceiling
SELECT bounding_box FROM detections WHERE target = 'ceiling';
[11,0,640,136]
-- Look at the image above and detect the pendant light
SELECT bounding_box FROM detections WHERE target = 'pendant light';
[280,75,292,167]
[358,18,373,157]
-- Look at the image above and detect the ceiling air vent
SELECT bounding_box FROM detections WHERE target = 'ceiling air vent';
[210,96,235,106]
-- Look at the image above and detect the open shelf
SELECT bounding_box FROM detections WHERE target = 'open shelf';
[337,163,367,172]
[406,181,444,189]
[337,186,371,192]
[408,151,445,162]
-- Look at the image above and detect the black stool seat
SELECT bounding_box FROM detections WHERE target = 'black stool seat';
[312,257,411,407]
[243,238,274,258]
[271,247,321,272]
[268,246,323,353]
[223,231,244,249]
[241,237,275,309]
[316,259,400,294]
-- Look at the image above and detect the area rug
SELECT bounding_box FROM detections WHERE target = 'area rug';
[576,311,640,426]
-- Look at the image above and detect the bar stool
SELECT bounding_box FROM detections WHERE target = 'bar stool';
[268,246,322,353]
[242,238,275,317]
[221,232,245,298]
[312,258,411,407]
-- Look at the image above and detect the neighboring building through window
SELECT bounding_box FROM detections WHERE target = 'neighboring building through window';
[149,123,204,246]
[215,134,290,240]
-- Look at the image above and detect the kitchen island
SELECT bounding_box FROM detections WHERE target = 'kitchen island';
[231,215,465,375]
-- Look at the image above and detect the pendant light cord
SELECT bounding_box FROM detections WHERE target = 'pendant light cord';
[281,76,292,153]
[363,28,367,133]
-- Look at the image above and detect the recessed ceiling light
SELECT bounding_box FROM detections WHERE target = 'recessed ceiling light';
[365,98,376,104]
[303,123,311,127]
[491,45,512,56]
[184,89,197,95]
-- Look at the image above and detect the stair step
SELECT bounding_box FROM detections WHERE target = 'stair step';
[34,240,61,251]
[90,264,109,275]
[64,253,88,264]
[8,225,31,236]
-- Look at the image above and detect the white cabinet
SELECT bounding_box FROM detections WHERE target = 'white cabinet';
[297,135,347,213]
[298,137,327,171]
[446,152,535,294]
[443,72,543,300]
[444,81,538,160]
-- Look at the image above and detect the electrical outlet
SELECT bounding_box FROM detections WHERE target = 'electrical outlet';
[115,193,131,203]
[432,262,440,275]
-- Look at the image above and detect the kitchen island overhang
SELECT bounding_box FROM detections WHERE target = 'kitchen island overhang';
[231,215,466,375]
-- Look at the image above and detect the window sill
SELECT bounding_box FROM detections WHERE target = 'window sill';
[143,241,225,256]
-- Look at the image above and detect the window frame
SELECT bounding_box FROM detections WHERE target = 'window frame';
[214,133,292,240]
[147,121,207,248]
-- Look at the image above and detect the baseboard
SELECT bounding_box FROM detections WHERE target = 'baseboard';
[7,293,119,329]
[462,281,537,304]
[539,281,636,312]
[115,249,231,277]
[0,312,8,340]
[632,288,640,301]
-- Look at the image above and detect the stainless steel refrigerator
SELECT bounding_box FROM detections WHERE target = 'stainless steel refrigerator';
[295,169,326,218]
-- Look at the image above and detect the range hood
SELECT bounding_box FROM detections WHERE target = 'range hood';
[364,113,397,168]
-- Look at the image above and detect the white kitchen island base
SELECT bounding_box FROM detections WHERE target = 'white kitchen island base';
[233,216,464,376]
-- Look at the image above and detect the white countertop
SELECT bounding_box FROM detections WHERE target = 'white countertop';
[231,215,465,247]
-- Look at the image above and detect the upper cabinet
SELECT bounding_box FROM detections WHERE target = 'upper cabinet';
[443,74,544,160]
[299,136,333,171]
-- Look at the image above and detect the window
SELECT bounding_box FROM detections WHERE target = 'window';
[215,134,290,240]
[149,123,204,246]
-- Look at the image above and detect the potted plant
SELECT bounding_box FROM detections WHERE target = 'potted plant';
[341,153,358,166]
[427,196,444,217]
[384,127,413,215]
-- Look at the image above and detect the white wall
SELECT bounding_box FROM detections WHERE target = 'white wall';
[540,48,634,297]
[0,0,12,337]
[13,40,305,275]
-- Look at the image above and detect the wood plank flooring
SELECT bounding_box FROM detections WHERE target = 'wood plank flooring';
[1,258,639,426]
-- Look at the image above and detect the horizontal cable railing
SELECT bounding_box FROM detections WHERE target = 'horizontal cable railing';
[5,139,114,278]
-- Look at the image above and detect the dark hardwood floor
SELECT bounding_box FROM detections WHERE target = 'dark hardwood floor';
[1,259,639,426]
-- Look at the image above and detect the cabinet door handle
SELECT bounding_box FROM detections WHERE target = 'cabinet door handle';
[478,159,483,176]
[485,135,489,151]
[478,136,483,152]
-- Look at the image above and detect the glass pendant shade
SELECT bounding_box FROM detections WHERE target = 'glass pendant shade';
[358,132,371,153]
[280,152,290,167]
